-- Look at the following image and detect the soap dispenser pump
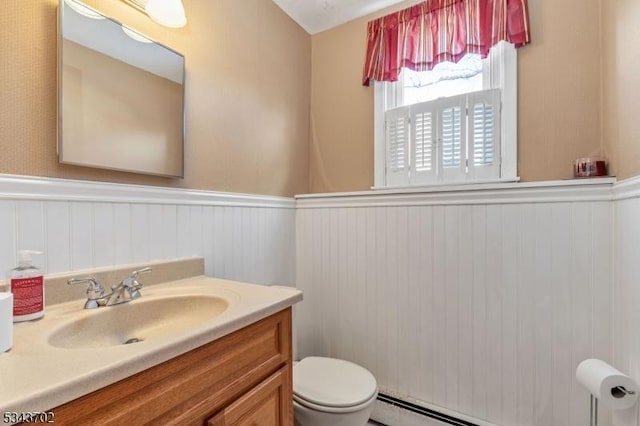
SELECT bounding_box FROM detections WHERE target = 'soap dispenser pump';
[7,250,44,322]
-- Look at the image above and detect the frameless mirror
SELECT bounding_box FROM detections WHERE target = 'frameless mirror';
[58,0,185,178]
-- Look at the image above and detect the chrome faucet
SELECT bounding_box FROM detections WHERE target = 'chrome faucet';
[67,277,105,309]
[68,267,152,309]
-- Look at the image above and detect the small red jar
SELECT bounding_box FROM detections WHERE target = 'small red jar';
[574,158,607,178]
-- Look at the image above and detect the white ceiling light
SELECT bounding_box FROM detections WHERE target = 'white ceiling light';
[64,0,105,20]
[145,0,187,28]
[121,25,153,43]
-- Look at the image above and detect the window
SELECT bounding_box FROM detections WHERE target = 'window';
[402,54,484,104]
[374,42,518,188]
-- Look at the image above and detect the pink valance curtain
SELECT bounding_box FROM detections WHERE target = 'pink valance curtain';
[362,0,530,86]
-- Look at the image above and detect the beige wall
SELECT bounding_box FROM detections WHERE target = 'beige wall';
[5,1,639,197]
[602,0,640,180]
[310,0,604,193]
[0,0,310,197]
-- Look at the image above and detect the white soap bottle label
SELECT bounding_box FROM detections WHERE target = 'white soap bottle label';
[11,276,44,317]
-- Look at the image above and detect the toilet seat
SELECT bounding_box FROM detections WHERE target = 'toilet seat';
[293,357,378,414]
[293,392,378,414]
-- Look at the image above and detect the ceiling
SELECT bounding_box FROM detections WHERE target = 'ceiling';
[272,0,408,34]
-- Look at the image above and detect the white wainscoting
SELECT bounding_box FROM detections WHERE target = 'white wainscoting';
[0,175,296,287]
[2,174,634,425]
[296,181,615,426]
[613,177,640,426]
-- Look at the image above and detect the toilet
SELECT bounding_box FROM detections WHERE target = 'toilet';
[293,357,378,426]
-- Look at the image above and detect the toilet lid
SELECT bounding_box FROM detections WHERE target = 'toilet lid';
[293,357,378,408]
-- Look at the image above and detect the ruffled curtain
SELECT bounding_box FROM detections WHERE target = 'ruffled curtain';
[362,0,530,86]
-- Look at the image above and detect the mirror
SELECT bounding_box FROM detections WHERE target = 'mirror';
[58,0,185,178]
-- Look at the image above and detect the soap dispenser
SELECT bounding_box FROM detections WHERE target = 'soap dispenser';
[7,250,44,322]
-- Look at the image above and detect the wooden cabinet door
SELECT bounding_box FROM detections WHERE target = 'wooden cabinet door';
[207,366,292,426]
[51,309,292,426]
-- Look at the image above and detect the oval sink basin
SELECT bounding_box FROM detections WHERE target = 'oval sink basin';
[48,295,228,349]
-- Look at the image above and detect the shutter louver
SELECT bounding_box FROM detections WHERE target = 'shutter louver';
[411,103,436,184]
[437,95,467,181]
[414,112,433,171]
[441,106,462,168]
[473,102,495,166]
[389,117,407,171]
[385,106,410,186]
[468,89,501,179]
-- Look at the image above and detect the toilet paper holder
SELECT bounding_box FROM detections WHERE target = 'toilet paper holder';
[612,386,636,398]
[589,387,636,426]
[576,359,639,426]
[590,393,597,426]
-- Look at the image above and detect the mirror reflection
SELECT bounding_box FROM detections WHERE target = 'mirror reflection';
[59,0,185,178]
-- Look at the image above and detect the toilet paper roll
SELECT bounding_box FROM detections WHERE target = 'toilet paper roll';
[0,293,12,353]
[576,359,638,410]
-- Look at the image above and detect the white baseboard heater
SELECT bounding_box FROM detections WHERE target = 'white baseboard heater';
[374,393,480,426]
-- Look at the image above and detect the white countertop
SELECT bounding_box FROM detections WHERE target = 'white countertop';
[0,276,302,414]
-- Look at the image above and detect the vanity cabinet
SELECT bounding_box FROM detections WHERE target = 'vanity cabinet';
[207,367,288,425]
[50,308,293,426]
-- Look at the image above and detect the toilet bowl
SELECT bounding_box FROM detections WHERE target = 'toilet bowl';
[293,357,378,426]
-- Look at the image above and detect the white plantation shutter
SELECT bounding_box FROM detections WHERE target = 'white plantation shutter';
[468,89,501,179]
[385,106,410,186]
[410,103,436,184]
[437,95,467,182]
[383,89,501,186]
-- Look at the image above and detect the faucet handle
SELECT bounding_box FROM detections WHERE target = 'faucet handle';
[130,267,152,279]
[67,277,105,308]
[117,267,152,300]
[121,267,152,287]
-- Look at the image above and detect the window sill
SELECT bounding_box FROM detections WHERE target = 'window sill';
[370,177,521,192]
[295,177,617,202]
